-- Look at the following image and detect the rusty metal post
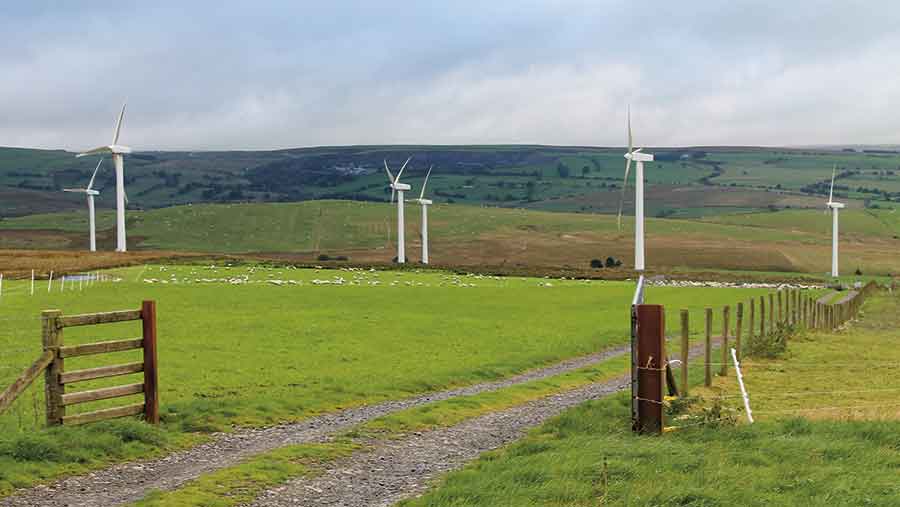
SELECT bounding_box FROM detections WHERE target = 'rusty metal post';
[635,304,665,434]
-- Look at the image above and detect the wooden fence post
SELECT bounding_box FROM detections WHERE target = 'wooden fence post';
[680,309,689,397]
[760,295,766,339]
[141,300,160,425]
[42,310,64,426]
[748,298,755,354]
[704,308,712,387]
[769,293,775,332]
[777,291,783,324]
[636,305,665,434]
[720,306,730,376]
[735,302,744,362]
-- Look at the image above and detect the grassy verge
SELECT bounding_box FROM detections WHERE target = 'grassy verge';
[132,441,360,507]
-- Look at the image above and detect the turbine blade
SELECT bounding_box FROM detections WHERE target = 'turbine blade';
[627,105,633,154]
[87,158,103,190]
[419,165,433,200]
[828,164,836,203]
[396,156,411,182]
[62,188,86,193]
[617,157,632,230]
[77,146,113,157]
[383,159,394,182]
[112,103,126,145]
[124,189,129,205]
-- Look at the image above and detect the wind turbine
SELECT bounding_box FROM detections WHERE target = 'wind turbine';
[384,157,412,263]
[826,165,844,278]
[617,106,654,272]
[63,159,104,252]
[76,104,131,252]
[408,165,433,264]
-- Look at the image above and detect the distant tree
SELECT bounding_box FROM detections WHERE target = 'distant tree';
[605,256,621,268]
[855,267,863,276]
[590,259,604,269]
[525,181,537,201]
[557,163,571,178]
[581,165,591,177]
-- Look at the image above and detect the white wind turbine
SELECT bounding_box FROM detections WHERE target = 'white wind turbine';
[63,159,104,252]
[826,164,845,278]
[617,107,654,272]
[77,104,131,252]
[407,165,434,264]
[384,157,412,263]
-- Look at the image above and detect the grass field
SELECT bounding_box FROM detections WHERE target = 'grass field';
[2,200,899,277]
[400,290,900,506]
[0,263,768,495]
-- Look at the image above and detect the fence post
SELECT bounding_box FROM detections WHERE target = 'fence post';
[704,308,712,387]
[635,305,665,434]
[769,293,775,332]
[760,295,766,339]
[42,310,64,426]
[735,302,744,362]
[720,306,730,376]
[680,309,689,397]
[141,300,160,425]
[777,291,783,324]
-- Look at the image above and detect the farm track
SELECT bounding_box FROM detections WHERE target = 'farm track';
[247,342,713,507]
[0,346,629,507]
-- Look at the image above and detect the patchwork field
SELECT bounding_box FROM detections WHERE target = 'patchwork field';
[0,263,767,495]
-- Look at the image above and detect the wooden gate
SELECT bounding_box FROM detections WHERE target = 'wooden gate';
[44,300,159,425]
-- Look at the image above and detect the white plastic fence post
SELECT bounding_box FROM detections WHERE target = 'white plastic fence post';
[48,271,54,292]
[0,273,3,298]
[31,270,35,295]
[731,348,754,424]
[61,276,66,292]
[79,276,83,291]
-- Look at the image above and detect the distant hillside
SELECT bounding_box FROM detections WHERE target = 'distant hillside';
[1,145,898,218]
[1,200,898,276]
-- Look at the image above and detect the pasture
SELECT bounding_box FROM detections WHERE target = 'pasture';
[0,263,767,494]
[400,291,900,507]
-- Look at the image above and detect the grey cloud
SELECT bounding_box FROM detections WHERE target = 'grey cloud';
[2,1,900,150]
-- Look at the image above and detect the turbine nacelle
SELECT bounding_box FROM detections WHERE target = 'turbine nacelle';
[625,151,654,163]
[390,182,411,191]
[408,198,432,205]
[63,188,100,196]
[828,202,845,209]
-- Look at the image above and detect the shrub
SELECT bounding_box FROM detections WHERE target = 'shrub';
[605,257,622,268]
[746,323,794,358]
[855,267,863,276]
[590,259,604,269]
[317,254,331,261]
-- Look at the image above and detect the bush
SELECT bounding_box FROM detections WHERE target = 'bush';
[855,267,863,276]
[746,323,794,358]
[317,254,331,261]
[605,257,622,268]
[590,259,604,269]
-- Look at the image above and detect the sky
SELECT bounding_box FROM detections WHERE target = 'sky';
[3,1,900,151]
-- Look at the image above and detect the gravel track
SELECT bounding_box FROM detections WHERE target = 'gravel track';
[0,346,627,507]
[249,342,714,507]
[249,375,630,507]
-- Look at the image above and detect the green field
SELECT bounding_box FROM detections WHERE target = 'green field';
[401,291,900,506]
[2,200,899,277]
[0,264,768,494]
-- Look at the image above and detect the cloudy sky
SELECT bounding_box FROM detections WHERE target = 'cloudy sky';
[3,1,900,151]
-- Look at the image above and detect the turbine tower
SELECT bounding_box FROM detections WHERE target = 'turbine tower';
[63,159,104,252]
[77,104,131,252]
[384,157,412,263]
[408,165,434,264]
[617,106,654,272]
[826,165,844,278]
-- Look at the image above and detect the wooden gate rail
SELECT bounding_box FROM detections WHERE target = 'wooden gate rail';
[44,300,159,426]
[0,300,159,427]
